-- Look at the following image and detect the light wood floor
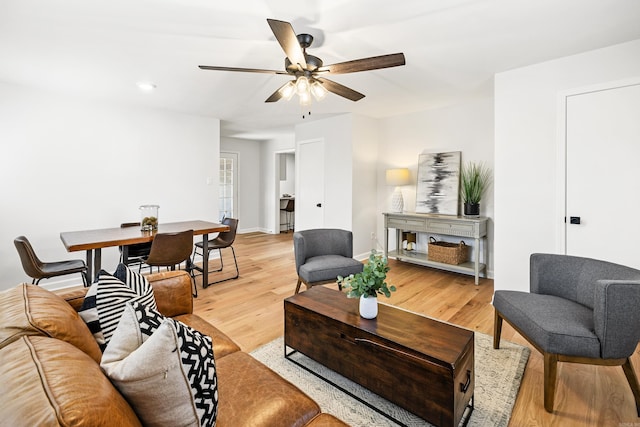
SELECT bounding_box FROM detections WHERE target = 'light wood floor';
[192,232,640,427]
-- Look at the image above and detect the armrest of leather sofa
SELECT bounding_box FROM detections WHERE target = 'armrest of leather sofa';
[55,270,193,318]
[147,270,193,317]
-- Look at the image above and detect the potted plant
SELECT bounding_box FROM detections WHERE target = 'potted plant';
[337,250,396,319]
[459,161,492,217]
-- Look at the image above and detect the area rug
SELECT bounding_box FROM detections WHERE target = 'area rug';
[250,333,529,427]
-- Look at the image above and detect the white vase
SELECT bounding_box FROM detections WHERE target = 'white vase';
[359,295,378,319]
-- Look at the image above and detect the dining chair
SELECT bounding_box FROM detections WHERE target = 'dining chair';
[143,229,196,295]
[192,217,239,286]
[144,229,194,272]
[118,222,152,271]
[14,236,89,286]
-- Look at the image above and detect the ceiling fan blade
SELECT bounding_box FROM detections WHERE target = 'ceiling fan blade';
[316,78,365,102]
[267,19,307,70]
[198,65,288,75]
[265,82,290,103]
[319,53,405,75]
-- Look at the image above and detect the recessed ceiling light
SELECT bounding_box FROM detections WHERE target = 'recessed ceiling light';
[137,82,156,91]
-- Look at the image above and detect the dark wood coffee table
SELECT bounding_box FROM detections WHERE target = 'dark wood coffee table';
[284,286,474,427]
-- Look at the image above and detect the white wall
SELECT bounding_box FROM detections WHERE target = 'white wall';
[0,82,220,290]
[378,96,495,274]
[494,38,640,292]
[221,137,261,232]
[351,115,380,258]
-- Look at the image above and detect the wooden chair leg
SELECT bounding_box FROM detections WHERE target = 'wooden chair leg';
[493,309,503,349]
[294,278,303,294]
[544,352,558,413]
[622,358,640,416]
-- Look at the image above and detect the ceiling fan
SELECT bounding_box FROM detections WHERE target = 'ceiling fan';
[199,19,406,106]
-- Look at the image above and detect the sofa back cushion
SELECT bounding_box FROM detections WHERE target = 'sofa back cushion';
[0,335,141,426]
[0,284,102,363]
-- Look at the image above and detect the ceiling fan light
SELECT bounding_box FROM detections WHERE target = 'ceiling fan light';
[310,80,328,101]
[298,91,311,106]
[296,76,310,95]
[279,81,296,100]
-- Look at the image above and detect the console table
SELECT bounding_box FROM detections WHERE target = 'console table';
[383,212,488,285]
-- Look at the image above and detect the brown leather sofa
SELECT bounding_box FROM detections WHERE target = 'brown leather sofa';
[0,270,348,427]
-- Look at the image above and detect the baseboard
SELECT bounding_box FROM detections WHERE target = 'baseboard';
[237,227,261,234]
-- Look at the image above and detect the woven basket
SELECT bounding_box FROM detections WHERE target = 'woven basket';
[428,237,469,265]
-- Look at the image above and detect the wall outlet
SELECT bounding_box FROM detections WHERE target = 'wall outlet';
[370,232,376,240]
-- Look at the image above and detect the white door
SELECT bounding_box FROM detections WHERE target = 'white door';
[565,82,640,267]
[296,139,325,230]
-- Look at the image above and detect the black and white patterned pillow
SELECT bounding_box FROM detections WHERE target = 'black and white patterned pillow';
[169,314,218,425]
[101,301,218,426]
[113,263,157,310]
[79,269,155,351]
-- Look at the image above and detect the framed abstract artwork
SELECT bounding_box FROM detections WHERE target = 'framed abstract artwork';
[415,151,461,215]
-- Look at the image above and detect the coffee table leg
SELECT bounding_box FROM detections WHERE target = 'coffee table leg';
[460,394,474,427]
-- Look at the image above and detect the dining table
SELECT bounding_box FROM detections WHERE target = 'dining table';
[60,220,229,288]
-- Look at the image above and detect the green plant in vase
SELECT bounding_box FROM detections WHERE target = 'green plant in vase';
[337,250,396,319]
[460,161,492,217]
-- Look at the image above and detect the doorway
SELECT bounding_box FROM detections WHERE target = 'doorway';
[276,150,295,233]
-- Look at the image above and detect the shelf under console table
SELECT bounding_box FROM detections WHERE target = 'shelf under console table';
[383,212,488,285]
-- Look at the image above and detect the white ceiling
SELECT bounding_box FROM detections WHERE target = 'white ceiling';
[2,0,640,140]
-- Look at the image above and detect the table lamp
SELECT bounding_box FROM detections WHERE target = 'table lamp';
[386,168,411,213]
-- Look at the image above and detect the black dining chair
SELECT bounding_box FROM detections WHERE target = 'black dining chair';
[118,222,152,271]
[14,236,89,286]
[192,217,239,286]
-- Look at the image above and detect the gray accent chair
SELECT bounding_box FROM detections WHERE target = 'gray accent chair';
[293,229,364,294]
[493,253,640,415]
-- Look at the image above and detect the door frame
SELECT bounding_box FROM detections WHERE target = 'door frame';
[555,76,640,254]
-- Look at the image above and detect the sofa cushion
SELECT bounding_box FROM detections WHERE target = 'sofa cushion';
[79,268,156,350]
[215,351,320,427]
[101,301,218,427]
[493,290,601,358]
[0,283,102,363]
[0,335,141,426]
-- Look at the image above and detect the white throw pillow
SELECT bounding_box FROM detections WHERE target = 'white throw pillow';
[101,302,218,427]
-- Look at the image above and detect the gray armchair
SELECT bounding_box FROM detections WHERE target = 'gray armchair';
[293,229,364,294]
[493,253,640,415]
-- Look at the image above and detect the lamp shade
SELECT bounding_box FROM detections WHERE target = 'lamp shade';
[385,168,411,186]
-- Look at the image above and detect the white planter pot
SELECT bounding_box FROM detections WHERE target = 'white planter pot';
[359,295,378,319]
